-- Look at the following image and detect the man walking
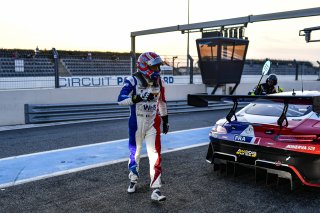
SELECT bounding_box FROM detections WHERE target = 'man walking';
[118,52,169,201]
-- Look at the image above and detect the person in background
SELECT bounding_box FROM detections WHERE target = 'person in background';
[12,51,19,59]
[249,74,283,95]
[35,46,39,57]
[117,52,169,202]
[87,52,92,60]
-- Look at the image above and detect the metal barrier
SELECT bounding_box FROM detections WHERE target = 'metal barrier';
[25,100,244,124]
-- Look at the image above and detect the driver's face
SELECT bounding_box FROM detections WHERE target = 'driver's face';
[268,80,275,86]
[149,65,160,72]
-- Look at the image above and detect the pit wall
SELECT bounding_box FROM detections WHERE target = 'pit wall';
[0,84,205,126]
[0,75,319,126]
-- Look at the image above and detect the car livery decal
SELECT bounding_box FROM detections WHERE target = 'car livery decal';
[236,149,257,158]
[224,122,260,144]
[285,145,316,151]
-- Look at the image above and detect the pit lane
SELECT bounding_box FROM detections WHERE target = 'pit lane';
[1,110,320,212]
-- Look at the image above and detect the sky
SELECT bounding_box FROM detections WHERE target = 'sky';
[0,0,320,63]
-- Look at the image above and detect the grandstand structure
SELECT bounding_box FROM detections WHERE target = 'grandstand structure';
[0,49,134,77]
[60,58,130,76]
[0,48,318,89]
[0,57,54,77]
[243,59,317,75]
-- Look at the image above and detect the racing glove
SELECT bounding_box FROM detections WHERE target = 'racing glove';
[132,92,155,104]
[132,95,143,104]
[162,115,169,134]
[249,91,255,96]
[141,92,154,102]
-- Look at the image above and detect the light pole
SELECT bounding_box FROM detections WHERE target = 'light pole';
[317,61,320,80]
[172,56,178,76]
[186,0,190,75]
[177,62,180,72]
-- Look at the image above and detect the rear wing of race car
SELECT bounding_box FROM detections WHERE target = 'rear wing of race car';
[187,94,320,127]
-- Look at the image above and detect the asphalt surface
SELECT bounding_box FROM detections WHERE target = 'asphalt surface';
[0,111,220,158]
[1,110,320,212]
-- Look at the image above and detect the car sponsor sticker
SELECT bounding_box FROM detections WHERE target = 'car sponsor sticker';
[285,145,316,151]
[236,149,257,158]
[234,135,253,143]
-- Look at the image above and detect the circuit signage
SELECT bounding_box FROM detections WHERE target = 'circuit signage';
[59,76,175,87]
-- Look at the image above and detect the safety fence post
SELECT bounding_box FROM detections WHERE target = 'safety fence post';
[188,54,193,84]
[52,48,59,88]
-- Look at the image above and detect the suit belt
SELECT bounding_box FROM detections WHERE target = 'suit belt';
[136,113,154,117]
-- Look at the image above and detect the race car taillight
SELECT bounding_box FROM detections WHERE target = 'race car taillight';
[276,135,319,143]
[210,124,227,135]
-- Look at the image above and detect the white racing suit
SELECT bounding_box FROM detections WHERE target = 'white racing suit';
[117,74,168,189]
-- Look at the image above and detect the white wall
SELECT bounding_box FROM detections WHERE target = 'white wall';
[0,84,206,126]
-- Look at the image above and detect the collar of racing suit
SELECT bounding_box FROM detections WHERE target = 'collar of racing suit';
[133,72,161,88]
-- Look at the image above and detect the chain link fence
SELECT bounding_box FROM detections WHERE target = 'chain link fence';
[0,48,318,89]
[0,49,201,89]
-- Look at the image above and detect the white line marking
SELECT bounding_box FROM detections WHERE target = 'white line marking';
[0,142,208,189]
[0,127,211,161]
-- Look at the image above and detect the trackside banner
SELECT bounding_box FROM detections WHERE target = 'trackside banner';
[0,76,203,89]
[59,76,178,87]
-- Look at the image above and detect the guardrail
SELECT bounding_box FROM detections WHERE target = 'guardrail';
[25,100,246,124]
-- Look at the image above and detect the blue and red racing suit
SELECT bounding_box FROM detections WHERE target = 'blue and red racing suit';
[117,74,168,189]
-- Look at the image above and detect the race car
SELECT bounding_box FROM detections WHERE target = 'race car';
[188,91,320,189]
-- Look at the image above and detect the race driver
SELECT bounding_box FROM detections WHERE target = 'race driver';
[249,74,283,95]
[117,52,169,202]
